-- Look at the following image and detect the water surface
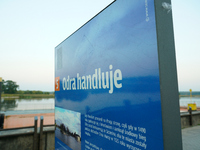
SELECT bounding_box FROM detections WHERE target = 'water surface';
[1,97,199,111]
[0,98,54,111]
[179,97,200,107]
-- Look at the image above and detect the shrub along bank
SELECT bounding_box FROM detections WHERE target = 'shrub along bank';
[2,94,54,99]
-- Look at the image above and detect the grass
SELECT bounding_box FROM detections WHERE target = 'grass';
[2,94,54,99]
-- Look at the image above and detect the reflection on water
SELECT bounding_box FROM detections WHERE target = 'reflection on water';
[179,97,200,107]
[1,97,198,111]
[0,99,18,110]
[0,98,54,111]
[55,127,81,150]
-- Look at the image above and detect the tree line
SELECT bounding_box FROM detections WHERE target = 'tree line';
[17,90,50,95]
[1,79,50,94]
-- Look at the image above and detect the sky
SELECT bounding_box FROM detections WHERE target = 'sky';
[0,0,199,92]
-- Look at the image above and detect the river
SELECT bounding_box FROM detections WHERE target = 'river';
[0,97,54,111]
[179,97,200,107]
[0,97,199,111]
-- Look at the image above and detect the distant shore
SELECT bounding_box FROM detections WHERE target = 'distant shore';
[179,95,200,98]
[1,94,54,99]
[2,94,200,99]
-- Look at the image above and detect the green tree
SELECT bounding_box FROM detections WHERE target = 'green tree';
[2,80,19,94]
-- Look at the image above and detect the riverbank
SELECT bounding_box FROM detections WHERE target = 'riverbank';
[1,94,54,99]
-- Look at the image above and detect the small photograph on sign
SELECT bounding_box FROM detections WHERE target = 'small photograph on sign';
[55,107,81,150]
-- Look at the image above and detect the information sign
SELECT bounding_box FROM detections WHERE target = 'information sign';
[55,0,177,149]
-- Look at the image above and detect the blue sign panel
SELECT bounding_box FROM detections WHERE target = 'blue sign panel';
[55,0,164,149]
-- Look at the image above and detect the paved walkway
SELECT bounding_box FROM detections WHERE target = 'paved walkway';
[3,113,54,129]
[182,125,200,150]
[0,109,54,129]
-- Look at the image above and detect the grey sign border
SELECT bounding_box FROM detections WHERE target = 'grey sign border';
[155,0,183,149]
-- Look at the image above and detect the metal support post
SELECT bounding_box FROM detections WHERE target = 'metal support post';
[189,107,192,126]
[39,116,44,150]
[0,113,4,129]
[33,116,38,150]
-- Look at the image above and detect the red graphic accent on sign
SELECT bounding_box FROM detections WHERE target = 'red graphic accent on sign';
[55,77,60,91]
